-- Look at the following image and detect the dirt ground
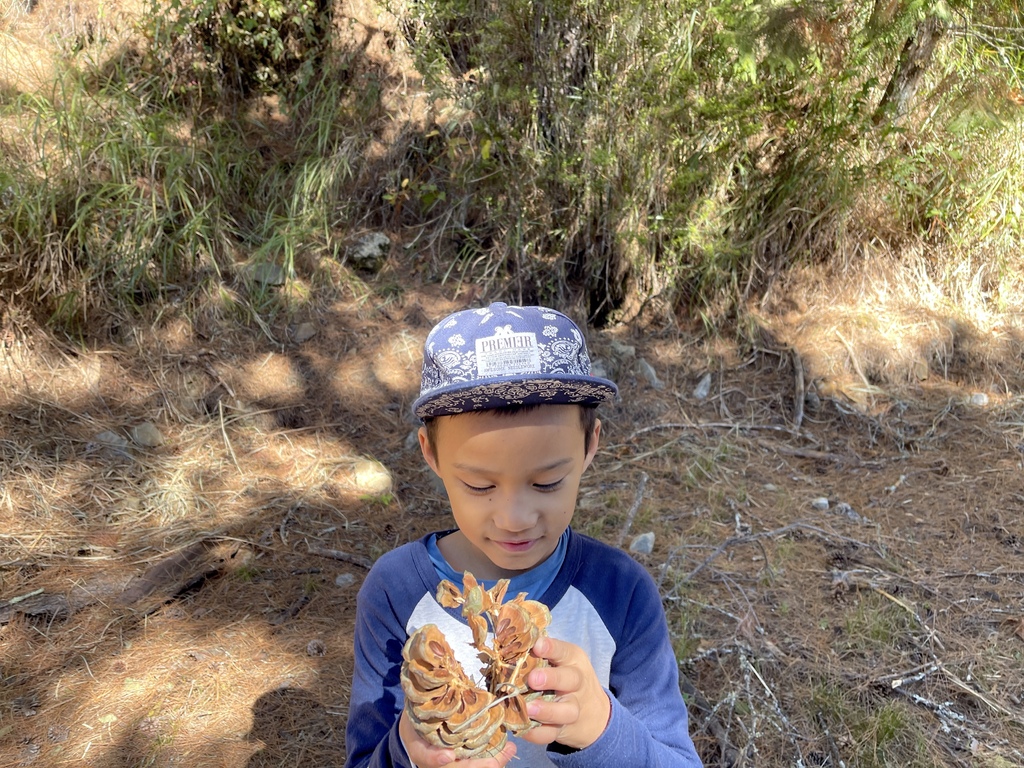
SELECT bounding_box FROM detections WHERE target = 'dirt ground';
[4,0,1024,765]
[3,270,1024,768]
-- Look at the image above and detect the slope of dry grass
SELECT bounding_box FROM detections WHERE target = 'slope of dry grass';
[3,1,1024,766]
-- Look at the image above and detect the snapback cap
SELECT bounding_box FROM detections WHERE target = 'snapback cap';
[413,302,618,420]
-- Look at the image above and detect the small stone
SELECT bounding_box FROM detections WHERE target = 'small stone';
[833,502,868,524]
[693,372,712,400]
[629,532,655,554]
[912,358,929,381]
[306,639,327,657]
[609,340,636,361]
[353,459,393,496]
[334,573,356,588]
[969,392,989,407]
[292,322,317,343]
[811,497,830,511]
[94,430,127,448]
[130,422,164,447]
[763,483,778,492]
[590,358,611,380]
[804,390,822,413]
[348,232,391,272]
[637,359,665,390]
[405,430,420,452]
[248,262,288,286]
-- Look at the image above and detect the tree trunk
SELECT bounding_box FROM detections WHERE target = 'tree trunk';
[873,15,945,125]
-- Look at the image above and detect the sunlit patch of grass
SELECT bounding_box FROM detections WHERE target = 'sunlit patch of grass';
[837,593,918,661]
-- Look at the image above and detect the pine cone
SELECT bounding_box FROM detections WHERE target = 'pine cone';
[399,572,553,758]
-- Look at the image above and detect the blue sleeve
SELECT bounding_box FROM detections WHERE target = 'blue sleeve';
[343,558,416,768]
[553,549,703,767]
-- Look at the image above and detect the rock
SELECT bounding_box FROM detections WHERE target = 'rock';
[590,357,611,380]
[292,322,317,343]
[969,392,989,407]
[693,372,712,400]
[93,430,128,450]
[811,497,830,511]
[629,532,655,554]
[334,573,356,588]
[248,262,288,286]
[763,483,778,492]
[353,459,393,496]
[130,422,164,447]
[804,390,822,414]
[348,232,391,272]
[637,358,665,390]
[913,358,929,381]
[832,502,868,524]
[306,639,327,657]
[609,340,636,360]
[405,429,420,452]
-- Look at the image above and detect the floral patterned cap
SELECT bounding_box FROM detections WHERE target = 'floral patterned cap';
[413,302,618,420]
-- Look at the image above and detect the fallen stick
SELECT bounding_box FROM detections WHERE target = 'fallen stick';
[792,351,805,430]
[306,542,374,569]
[615,472,648,548]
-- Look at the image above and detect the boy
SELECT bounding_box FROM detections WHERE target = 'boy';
[345,303,703,768]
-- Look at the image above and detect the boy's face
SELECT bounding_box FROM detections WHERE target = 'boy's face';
[418,405,601,580]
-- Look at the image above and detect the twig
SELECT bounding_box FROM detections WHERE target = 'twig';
[615,472,648,547]
[629,421,819,445]
[741,648,805,767]
[758,440,847,463]
[6,588,44,604]
[792,351,805,430]
[305,541,374,569]
[678,671,742,768]
[219,400,242,473]
[685,522,888,581]
[835,331,882,397]
[892,687,966,734]
[269,593,311,626]
[813,711,846,768]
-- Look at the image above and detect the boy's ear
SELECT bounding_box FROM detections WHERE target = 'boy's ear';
[418,426,440,475]
[582,418,601,472]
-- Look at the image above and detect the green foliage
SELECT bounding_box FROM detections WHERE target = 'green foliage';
[395,0,1024,322]
[2,0,1021,331]
[0,32,356,332]
[142,0,331,101]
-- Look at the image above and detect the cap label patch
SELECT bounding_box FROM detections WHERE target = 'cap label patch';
[476,326,541,376]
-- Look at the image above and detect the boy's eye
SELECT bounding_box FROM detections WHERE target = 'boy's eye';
[534,480,564,492]
[463,482,494,493]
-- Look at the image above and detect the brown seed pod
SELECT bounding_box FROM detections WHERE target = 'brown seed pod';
[400,572,553,757]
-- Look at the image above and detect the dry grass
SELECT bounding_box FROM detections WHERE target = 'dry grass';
[4,0,1024,766]
[5,273,1024,766]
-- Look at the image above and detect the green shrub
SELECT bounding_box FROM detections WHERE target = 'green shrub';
[394,0,1024,323]
[142,0,332,102]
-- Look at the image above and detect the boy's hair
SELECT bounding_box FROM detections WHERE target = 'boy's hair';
[413,302,617,422]
[422,403,599,461]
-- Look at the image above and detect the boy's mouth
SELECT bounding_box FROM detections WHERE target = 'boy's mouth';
[493,539,536,553]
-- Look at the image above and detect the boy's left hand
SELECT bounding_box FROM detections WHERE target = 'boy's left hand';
[520,636,611,750]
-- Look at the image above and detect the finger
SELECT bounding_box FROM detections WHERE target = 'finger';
[527,696,580,729]
[409,745,457,768]
[460,740,517,766]
[518,721,561,746]
[531,635,580,665]
[527,663,584,695]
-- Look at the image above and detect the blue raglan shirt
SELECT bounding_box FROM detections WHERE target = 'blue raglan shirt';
[345,528,703,767]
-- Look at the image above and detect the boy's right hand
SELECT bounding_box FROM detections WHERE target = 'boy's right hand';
[399,709,517,768]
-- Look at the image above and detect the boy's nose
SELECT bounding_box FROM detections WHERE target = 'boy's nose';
[492,492,537,533]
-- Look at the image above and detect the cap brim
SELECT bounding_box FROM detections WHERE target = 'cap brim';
[413,375,618,420]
